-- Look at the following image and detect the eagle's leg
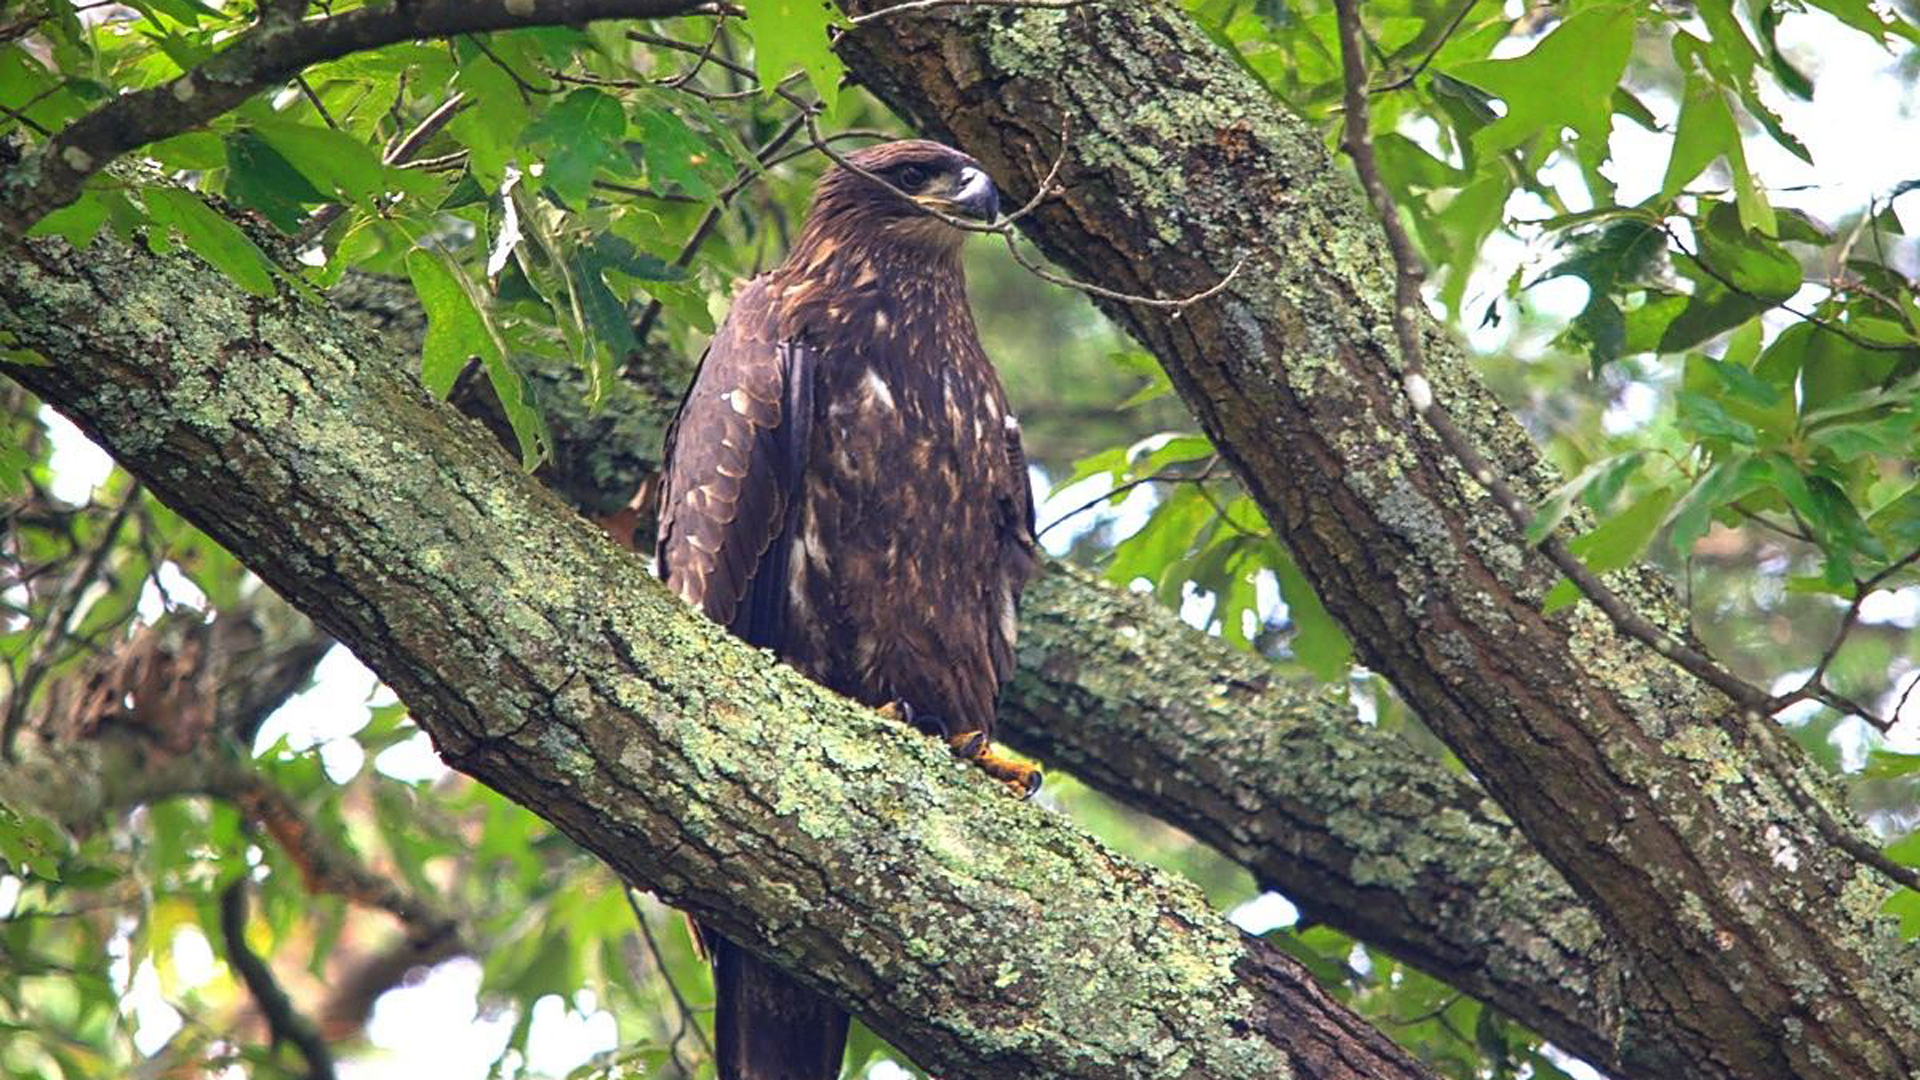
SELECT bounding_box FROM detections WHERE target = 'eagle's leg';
[877,700,1041,798]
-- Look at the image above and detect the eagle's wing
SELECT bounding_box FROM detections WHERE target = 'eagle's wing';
[657,279,815,647]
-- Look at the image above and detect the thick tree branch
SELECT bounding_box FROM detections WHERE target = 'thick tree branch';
[831,4,1920,1079]
[0,229,1434,1080]
[0,0,713,235]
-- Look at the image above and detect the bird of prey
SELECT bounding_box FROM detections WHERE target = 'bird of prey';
[655,140,1040,1080]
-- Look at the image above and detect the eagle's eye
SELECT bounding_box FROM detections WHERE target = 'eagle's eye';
[895,163,933,191]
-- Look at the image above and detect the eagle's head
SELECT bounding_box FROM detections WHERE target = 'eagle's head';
[803,139,1000,253]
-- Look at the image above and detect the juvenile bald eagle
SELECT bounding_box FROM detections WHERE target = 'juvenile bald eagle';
[656,140,1039,1080]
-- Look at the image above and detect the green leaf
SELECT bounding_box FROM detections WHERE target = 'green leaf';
[141,186,278,297]
[567,245,638,408]
[253,119,414,210]
[1447,4,1635,154]
[635,103,727,202]
[521,88,627,205]
[742,0,844,108]
[1542,485,1678,614]
[26,188,108,248]
[407,249,492,397]
[224,128,328,232]
[1660,57,1742,202]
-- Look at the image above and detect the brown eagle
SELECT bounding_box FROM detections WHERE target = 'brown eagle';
[656,140,1040,1080]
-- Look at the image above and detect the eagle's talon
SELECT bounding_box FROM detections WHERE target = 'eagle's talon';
[948,730,988,759]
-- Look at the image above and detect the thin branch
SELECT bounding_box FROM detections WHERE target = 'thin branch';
[0,0,718,235]
[628,109,812,350]
[1772,547,1920,724]
[294,75,339,129]
[1371,0,1476,94]
[1037,457,1225,540]
[296,92,471,246]
[845,0,1099,22]
[1663,225,1910,355]
[210,761,460,947]
[219,879,337,1080]
[1329,0,1772,716]
[626,888,714,1071]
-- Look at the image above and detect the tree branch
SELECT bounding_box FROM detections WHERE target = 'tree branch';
[0,225,1436,1080]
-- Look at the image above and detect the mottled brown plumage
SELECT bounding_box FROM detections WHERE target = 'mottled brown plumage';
[656,140,1037,1080]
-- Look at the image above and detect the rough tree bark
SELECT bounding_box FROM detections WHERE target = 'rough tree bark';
[0,225,1436,1080]
[833,5,1920,1080]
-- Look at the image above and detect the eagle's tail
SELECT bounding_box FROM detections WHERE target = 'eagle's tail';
[711,932,850,1080]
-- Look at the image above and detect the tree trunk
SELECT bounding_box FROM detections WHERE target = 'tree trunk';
[833,5,1920,1079]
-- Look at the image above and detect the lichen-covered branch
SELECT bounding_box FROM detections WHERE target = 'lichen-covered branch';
[0,230,1435,1080]
[832,5,1920,1078]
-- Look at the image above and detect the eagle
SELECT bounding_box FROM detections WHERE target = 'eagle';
[655,140,1040,1080]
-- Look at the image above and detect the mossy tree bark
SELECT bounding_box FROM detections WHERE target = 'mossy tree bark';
[833,5,1920,1079]
[0,226,1437,1080]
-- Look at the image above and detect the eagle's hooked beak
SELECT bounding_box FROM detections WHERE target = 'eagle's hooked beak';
[942,165,999,223]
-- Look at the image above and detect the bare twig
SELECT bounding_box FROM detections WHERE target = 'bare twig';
[845,0,1099,22]
[219,879,338,1080]
[1771,548,1920,725]
[1036,457,1225,540]
[212,761,460,947]
[628,109,812,350]
[1371,0,1477,94]
[625,888,714,1072]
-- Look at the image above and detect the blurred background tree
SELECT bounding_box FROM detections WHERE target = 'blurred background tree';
[3,0,1919,1077]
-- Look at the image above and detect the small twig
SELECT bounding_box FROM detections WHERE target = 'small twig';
[592,180,701,204]
[629,110,812,350]
[0,81,59,137]
[1772,548,1920,722]
[294,76,339,129]
[1892,671,1920,728]
[296,92,471,246]
[625,888,714,1069]
[845,0,1098,22]
[1371,0,1476,94]
[1037,457,1224,540]
[464,32,556,99]
[1663,225,1909,355]
[654,17,729,90]
[213,763,459,947]
[219,879,337,1080]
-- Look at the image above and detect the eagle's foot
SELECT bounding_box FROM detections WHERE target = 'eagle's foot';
[948,731,1042,799]
[879,699,950,739]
